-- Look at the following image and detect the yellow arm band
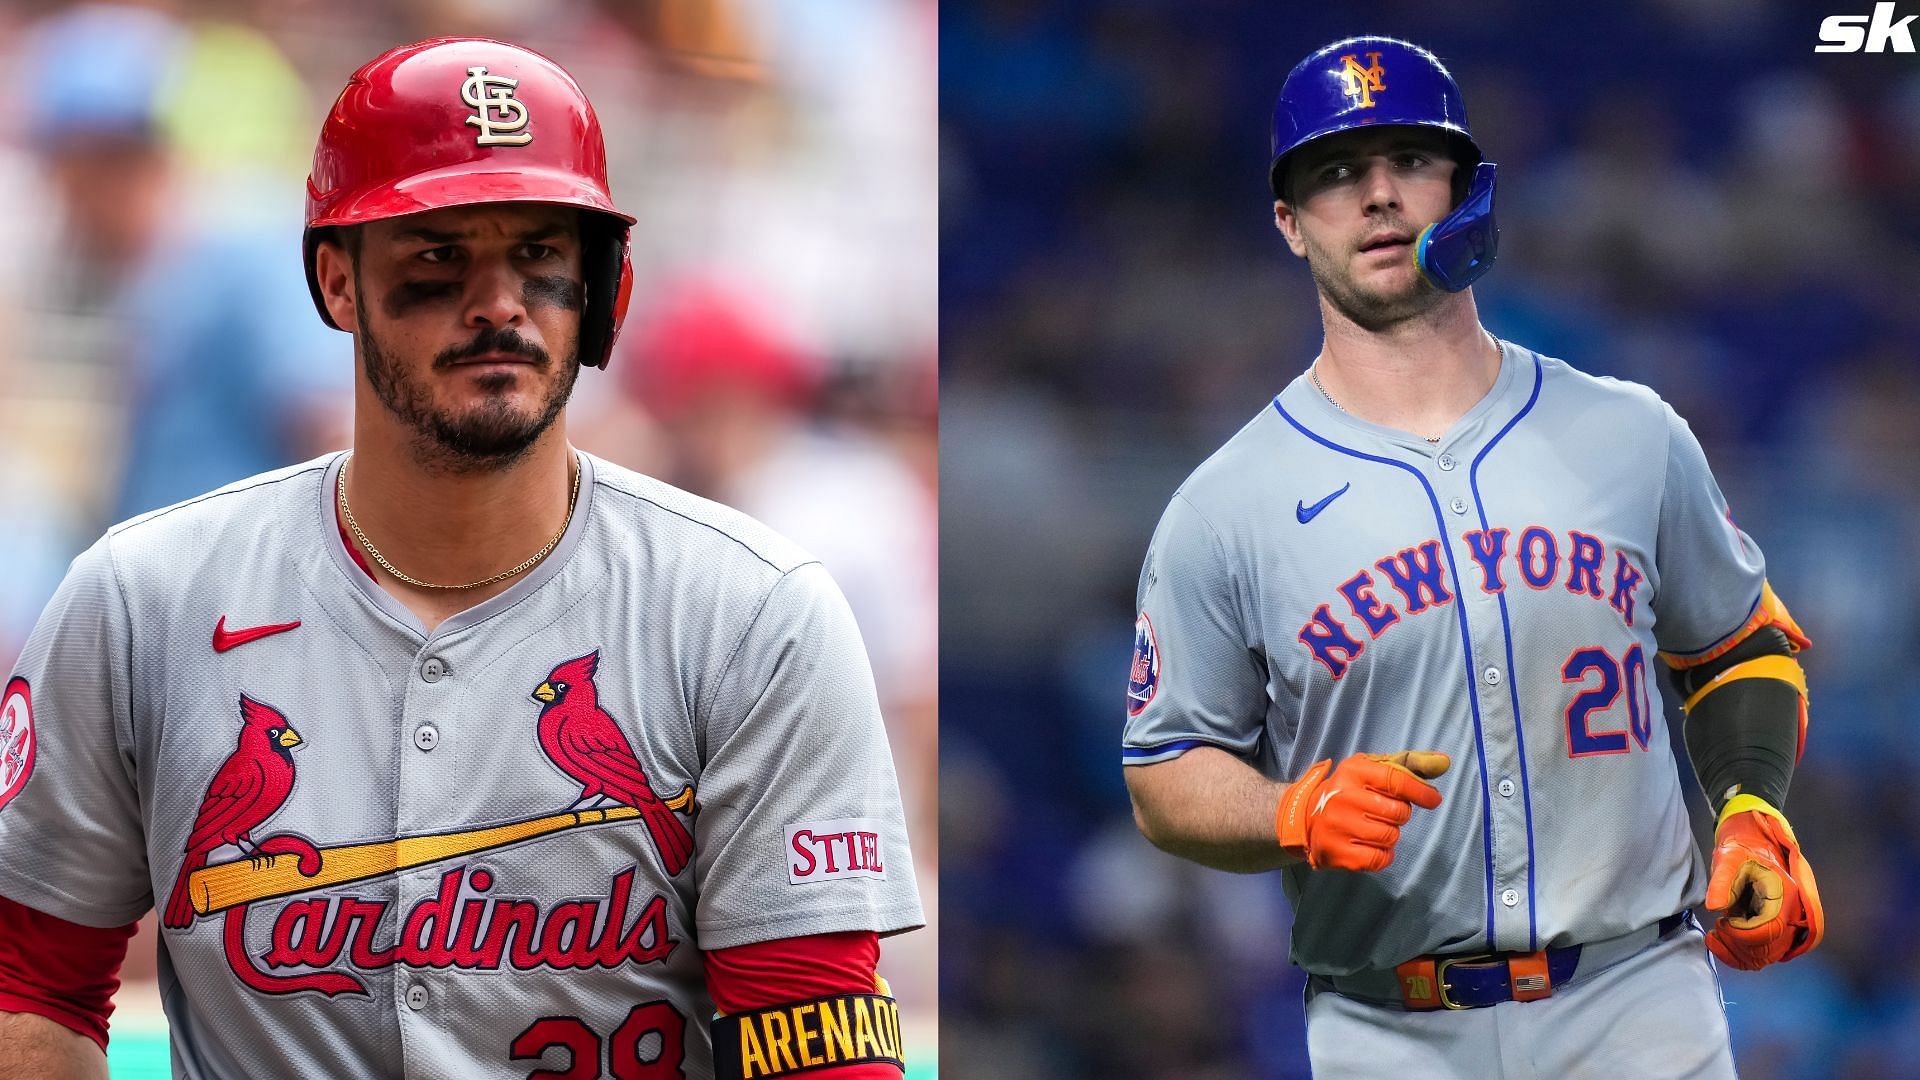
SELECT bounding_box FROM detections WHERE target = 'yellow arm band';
[713,993,906,1078]
[1717,792,1798,836]
[1681,654,1808,714]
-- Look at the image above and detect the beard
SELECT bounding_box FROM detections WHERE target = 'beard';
[1303,226,1448,333]
[360,320,579,474]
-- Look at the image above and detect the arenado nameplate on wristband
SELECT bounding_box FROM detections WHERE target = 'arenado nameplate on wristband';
[711,993,905,1078]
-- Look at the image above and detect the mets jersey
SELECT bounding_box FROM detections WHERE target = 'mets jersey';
[1122,341,1765,975]
[0,450,923,1079]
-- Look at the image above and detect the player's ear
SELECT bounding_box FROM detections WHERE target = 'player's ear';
[313,231,361,334]
[1274,199,1307,258]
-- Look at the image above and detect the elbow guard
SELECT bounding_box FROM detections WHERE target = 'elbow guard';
[1669,582,1811,760]
[1669,584,1811,812]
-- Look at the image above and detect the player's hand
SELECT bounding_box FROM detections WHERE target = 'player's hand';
[1275,750,1450,872]
[1703,795,1824,971]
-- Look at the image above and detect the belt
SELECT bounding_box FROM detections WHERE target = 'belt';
[1317,912,1689,1011]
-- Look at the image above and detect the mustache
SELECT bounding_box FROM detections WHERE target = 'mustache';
[433,328,551,370]
[1356,216,1419,250]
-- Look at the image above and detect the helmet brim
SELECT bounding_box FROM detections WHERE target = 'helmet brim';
[1268,120,1480,201]
[307,164,637,229]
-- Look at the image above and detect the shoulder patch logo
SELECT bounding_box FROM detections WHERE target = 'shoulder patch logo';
[1127,613,1160,717]
[787,818,887,884]
[0,678,36,811]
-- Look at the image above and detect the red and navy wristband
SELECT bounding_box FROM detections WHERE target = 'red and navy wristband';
[710,993,905,1078]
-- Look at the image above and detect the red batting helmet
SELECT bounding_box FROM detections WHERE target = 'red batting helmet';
[304,37,636,369]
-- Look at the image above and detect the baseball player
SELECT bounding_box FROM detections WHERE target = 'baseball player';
[1122,37,1820,1077]
[0,38,921,1080]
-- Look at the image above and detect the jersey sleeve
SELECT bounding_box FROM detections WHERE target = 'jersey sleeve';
[0,536,151,926]
[1121,491,1268,765]
[1649,403,1769,661]
[692,562,924,950]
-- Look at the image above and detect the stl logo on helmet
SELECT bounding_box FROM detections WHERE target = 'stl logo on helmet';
[461,65,533,146]
[1340,52,1387,109]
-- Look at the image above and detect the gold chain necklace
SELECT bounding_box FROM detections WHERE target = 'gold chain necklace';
[337,453,580,590]
[1308,337,1505,445]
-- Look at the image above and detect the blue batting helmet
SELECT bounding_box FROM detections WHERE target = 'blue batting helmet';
[1268,37,1498,292]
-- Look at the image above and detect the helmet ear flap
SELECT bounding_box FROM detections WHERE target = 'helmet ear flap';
[578,214,632,370]
[1445,133,1482,206]
[304,228,337,331]
[305,225,361,332]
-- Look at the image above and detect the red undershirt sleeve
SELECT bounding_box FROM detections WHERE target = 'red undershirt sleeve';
[702,930,901,1078]
[0,893,138,1053]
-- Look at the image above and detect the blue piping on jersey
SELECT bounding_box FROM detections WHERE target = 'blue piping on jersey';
[1122,739,1214,761]
[1272,397,1499,950]
[1664,588,1764,658]
[1469,350,1546,952]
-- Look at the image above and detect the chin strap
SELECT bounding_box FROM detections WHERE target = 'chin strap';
[1415,162,1499,292]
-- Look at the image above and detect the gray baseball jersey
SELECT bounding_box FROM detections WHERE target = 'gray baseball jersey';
[0,449,923,1079]
[1122,341,1764,976]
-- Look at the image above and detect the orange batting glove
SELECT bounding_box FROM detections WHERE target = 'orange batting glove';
[1275,750,1450,872]
[1704,794,1824,971]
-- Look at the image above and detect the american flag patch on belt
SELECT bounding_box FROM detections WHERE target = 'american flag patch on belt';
[1513,974,1549,994]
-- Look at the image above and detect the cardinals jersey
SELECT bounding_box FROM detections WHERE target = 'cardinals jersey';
[0,450,923,1079]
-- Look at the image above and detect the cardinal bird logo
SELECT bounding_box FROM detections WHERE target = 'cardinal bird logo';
[533,652,694,875]
[164,696,303,929]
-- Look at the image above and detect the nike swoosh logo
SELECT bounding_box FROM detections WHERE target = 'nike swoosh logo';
[213,616,302,653]
[1296,482,1352,524]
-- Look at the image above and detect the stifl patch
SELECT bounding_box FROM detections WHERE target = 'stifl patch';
[786,818,886,884]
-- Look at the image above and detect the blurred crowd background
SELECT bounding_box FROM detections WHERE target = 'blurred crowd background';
[0,0,936,1075]
[942,2,1920,1078]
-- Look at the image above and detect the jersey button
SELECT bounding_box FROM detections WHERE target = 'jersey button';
[1501,888,1519,907]
[1448,497,1468,515]
[406,983,429,1010]
[1484,666,1502,686]
[1497,778,1516,798]
[414,724,439,752]
[421,657,449,683]
[1437,454,1457,472]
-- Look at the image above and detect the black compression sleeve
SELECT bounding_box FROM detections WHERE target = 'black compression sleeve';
[1671,627,1800,814]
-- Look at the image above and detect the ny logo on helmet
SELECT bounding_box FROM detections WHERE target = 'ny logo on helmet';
[461,66,533,146]
[1339,52,1387,109]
